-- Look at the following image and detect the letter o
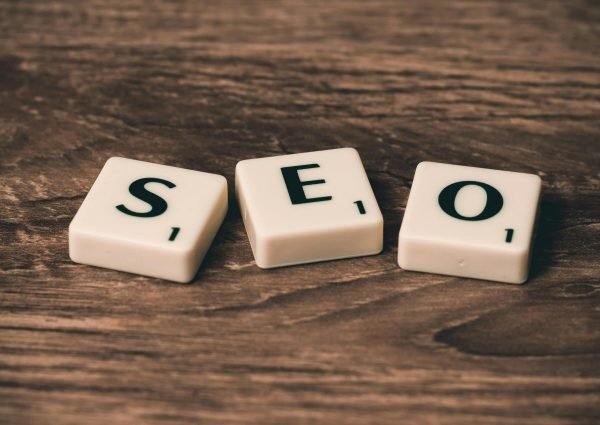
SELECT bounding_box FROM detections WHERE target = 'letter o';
[438,181,503,221]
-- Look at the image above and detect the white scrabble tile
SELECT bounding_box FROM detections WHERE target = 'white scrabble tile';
[69,157,227,283]
[235,148,383,268]
[398,162,542,284]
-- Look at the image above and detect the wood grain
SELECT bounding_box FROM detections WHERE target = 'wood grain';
[1,1,599,424]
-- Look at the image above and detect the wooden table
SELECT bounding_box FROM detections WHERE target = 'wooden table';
[1,1,599,424]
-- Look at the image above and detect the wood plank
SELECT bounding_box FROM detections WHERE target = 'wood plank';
[0,1,599,424]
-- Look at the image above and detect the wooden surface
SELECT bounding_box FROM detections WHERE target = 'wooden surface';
[1,1,599,424]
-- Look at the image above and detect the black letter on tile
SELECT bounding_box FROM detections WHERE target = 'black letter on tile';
[281,164,332,205]
[354,200,366,214]
[116,177,176,218]
[169,227,181,241]
[438,181,503,221]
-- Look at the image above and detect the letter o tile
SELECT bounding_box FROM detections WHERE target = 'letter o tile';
[398,161,542,284]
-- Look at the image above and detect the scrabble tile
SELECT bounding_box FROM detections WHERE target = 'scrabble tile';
[398,162,542,284]
[235,148,383,268]
[69,157,227,283]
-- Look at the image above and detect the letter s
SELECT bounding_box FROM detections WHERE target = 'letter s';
[116,177,176,218]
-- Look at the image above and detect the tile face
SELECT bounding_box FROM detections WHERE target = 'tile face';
[398,162,542,284]
[235,148,383,268]
[69,157,227,282]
